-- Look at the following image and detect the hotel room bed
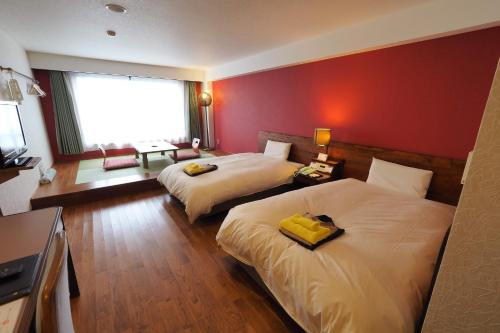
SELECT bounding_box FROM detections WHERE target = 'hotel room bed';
[157,152,303,223]
[216,178,455,333]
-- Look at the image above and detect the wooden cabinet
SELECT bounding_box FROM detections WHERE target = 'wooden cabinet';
[0,207,79,332]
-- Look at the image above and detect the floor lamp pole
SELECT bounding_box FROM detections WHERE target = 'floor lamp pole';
[200,91,213,151]
[204,105,211,150]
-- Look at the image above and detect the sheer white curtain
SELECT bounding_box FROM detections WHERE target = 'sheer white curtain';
[69,73,187,149]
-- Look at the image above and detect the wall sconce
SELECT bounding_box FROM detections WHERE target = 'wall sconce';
[8,76,23,104]
[28,83,47,97]
[1,66,46,104]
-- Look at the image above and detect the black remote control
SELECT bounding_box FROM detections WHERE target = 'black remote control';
[0,264,24,281]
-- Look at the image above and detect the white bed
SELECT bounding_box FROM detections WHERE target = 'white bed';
[157,153,303,223]
[216,178,455,333]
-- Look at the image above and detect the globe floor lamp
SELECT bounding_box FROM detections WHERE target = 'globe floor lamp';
[199,92,213,150]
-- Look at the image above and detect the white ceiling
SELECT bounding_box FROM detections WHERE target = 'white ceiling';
[0,0,432,70]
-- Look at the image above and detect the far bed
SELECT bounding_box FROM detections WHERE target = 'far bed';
[157,132,306,223]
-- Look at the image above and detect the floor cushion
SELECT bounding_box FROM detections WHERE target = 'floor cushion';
[103,158,139,170]
[170,150,201,161]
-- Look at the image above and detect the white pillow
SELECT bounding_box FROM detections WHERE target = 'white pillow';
[263,140,292,160]
[366,158,433,198]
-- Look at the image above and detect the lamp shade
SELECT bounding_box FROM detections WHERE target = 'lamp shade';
[199,92,212,107]
[8,78,23,104]
[28,83,47,97]
[314,128,331,146]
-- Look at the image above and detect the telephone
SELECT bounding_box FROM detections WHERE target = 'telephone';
[296,166,327,179]
[310,161,334,174]
[296,159,340,179]
[296,166,316,176]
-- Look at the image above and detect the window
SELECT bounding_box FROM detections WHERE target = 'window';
[69,73,187,149]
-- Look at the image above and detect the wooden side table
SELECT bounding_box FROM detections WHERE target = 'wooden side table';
[294,159,344,187]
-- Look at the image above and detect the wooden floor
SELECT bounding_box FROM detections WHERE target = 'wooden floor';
[64,189,303,333]
[31,150,228,209]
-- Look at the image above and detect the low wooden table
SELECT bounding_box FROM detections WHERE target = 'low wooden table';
[133,142,180,168]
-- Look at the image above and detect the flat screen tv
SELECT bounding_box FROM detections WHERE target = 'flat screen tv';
[0,103,27,167]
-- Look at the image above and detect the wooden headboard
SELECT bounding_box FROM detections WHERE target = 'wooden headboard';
[258,130,466,205]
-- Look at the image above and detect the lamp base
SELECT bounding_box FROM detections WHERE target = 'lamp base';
[202,147,215,152]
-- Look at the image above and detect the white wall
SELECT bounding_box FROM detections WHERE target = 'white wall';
[28,52,205,82]
[206,0,500,80]
[0,29,53,215]
[422,60,500,332]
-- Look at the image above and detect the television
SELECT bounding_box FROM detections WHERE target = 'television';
[0,103,28,167]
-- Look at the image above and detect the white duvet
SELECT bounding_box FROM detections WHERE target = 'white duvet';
[157,153,302,223]
[216,178,455,333]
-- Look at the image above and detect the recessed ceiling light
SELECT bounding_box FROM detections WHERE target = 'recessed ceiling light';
[105,3,127,14]
[107,30,117,37]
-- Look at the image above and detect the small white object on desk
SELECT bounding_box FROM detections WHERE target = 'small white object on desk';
[39,168,57,184]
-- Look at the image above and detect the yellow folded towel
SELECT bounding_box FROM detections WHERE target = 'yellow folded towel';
[183,163,203,173]
[280,217,331,244]
[282,214,320,231]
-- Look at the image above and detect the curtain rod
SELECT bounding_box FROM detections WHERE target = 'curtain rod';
[64,70,204,83]
[1,66,199,84]
[63,69,189,82]
[0,66,38,83]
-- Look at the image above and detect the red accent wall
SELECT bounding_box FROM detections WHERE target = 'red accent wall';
[34,69,199,163]
[213,26,500,160]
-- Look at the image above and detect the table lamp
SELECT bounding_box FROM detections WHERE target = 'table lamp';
[314,128,332,154]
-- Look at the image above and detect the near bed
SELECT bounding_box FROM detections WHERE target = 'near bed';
[215,131,466,333]
[216,178,455,333]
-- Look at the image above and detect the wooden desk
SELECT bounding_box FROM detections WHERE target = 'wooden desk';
[133,142,180,168]
[0,207,79,333]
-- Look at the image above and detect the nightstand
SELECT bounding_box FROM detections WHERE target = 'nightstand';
[293,159,344,187]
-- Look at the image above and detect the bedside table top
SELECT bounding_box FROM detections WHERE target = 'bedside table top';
[293,159,344,187]
[294,173,333,186]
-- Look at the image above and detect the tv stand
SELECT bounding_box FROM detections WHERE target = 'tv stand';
[0,157,40,184]
[11,156,32,167]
